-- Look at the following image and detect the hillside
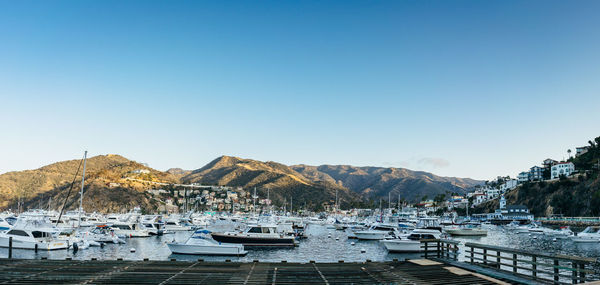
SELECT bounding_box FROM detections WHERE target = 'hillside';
[292,164,482,202]
[475,136,600,217]
[0,154,179,213]
[181,156,363,210]
[0,154,484,212]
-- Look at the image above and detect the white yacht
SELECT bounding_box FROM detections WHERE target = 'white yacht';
[0,218,68,250]
[354,224,400,240]
[163,219,192,231]
[445,225,487,236]
[571,227,600,243]
[211,224,297,247]
[168,230,247,256]
[380,228,442,252]
[111,222,150,238]
[81,225,125,244]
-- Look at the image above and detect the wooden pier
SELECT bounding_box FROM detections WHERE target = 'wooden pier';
[0,258,515,284]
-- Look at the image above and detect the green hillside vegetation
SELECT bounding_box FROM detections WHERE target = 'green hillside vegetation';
[474,136,600,217]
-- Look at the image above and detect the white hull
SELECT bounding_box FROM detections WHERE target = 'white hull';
[380,240,437,253]
[168,243,247,256]
[446,228,487,236]
[0,237,68,250]
[354,231,388,240]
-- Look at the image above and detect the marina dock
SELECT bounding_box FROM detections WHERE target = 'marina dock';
[0,258,515,284]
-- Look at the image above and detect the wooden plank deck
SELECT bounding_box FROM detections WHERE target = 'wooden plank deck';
[0,258,517,284]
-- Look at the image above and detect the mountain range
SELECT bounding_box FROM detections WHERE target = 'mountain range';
[0,154,482,212]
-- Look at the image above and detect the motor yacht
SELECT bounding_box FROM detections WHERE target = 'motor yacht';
[111,222,150,238]
[0,218,68,250]
[168,230,247,256]
[445,225,487,236]
[354,224,401,240]
[211,224,297,247]
[571,227,600,243]
[380,228,442,252]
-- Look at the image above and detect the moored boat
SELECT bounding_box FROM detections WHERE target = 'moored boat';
[168,230,247,256]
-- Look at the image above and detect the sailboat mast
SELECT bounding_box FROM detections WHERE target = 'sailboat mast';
[78,150,87,227]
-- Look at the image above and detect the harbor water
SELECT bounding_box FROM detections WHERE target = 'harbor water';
[2,223,600,262]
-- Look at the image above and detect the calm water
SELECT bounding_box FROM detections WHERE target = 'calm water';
[3,223,600,262]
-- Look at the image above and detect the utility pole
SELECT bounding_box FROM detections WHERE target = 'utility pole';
[290,196,293,215]
[78,151,87,228]
[388,192,391,210]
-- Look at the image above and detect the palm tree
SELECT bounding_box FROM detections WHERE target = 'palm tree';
[567,149,572,159]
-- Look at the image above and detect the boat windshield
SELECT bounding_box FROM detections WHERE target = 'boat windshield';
[32,231,52,238]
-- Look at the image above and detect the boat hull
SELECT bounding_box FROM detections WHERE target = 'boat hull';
[211,233,296,247]
[380,240,438,253]
[354,231,388,240]
[167,243,247,256]
[0,237,68,250]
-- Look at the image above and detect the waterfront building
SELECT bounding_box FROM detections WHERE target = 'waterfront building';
[551,162,575,179]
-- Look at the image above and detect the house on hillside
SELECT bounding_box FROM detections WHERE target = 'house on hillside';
[500,179,518,192]
[517,172,529,183]
[542,159,558,169]
[551,162,575,179]
[529,166,544,181]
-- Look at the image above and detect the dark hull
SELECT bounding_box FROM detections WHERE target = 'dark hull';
[211,233,295,247]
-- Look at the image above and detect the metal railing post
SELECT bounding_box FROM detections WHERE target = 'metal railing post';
[512,254,517,273]
[532,256,537,278]
[436,241,440,258]
[424,241,428,259]
[554,259,559,283]
[8,237,12,259]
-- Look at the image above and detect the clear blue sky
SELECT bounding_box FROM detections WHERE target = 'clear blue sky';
[1,1,599,180]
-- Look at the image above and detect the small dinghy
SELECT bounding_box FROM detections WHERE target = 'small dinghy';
[168,230,247,256]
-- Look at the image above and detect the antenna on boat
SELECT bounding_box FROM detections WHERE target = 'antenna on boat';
[78,151,87,228]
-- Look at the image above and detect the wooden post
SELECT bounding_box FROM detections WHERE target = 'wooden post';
[454,244,458,261]
[554,259,559,283]
[496,250,501,269]
[470,246,474,264]
[8,237,12,259]
[512,254,517,273]
[424,241,428,259]
[580,263,585,283]
[483,249,487,265]
[572,262,577,284]
[436,241,440,258]
[532,256,537,278]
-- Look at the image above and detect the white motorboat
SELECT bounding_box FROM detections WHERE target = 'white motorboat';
[82,225,125,244]
[445,225,487,236]
[550,226,574,239]
[164,219,192,231]
[571,227,600,243]
[111,222,150,238]
[211,224,297,247]
[168,230,247,256]
[380,229,441,252]
[0,218,68,250]
[354,224,400,240]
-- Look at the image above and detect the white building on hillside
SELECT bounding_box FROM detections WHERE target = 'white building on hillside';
[551,162,575,179]
[517,172,529,183]
[500,179,518,192]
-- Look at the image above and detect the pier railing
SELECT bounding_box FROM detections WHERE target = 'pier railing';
[464,242,597,284]
[420,239,460,261]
